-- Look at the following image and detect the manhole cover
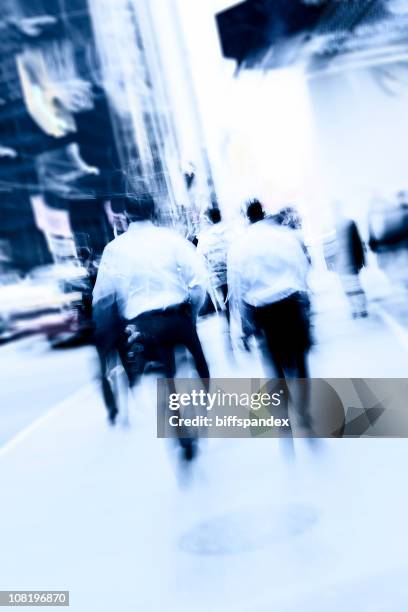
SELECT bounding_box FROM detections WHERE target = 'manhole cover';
[179,503,318,555]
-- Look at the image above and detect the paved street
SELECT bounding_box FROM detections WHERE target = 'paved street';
[1,274,408,611]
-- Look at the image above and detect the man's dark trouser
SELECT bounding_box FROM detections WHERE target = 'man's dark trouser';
[124,301,209,386]
[124,302,210,454]
[248,292,312,430]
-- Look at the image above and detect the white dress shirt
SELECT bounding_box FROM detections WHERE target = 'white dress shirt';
[93,221,206,320]
[197,222,232,288]
[228,219,309,308]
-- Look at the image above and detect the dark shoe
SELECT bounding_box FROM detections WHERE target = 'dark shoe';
[107,410,118,426]
[179,438,198,462]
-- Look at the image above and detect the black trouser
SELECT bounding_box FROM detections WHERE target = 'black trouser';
[95,300,210,435]
[249,293,312,429]
[124,301,209,386]
[124,302,210,451]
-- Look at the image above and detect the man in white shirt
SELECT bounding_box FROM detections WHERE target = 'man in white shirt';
[93,194,210,456]
[197,207,231,322]
[228,200,312,430]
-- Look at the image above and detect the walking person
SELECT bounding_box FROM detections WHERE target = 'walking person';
[92,193,210,461]
[228,199,313,433]
[197,206,231,324]
[368,192,408,290]
[333,202,367,318]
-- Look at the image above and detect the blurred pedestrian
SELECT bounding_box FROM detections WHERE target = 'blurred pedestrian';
[333,202,367,318]
[369,192,408,288]
[197,206,231,324]
[228,199,312,431]
[92,193,209,461]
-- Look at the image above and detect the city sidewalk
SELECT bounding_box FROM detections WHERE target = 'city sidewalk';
[0,380,407,612]
[1,300,408,611]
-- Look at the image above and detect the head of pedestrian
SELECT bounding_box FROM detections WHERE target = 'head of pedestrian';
[246,199,265,224]
[124,193,156,223]
[77,246,93,266]
[206,206,222,225]
[278,205,301,229]
[397,190,408,209]
[77,246,92,264]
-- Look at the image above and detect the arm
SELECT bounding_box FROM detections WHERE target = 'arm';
[227,245,252,341]
[92,246,121,354]
[176,237,207,319]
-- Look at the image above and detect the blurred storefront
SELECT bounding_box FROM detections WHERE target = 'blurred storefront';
[0,0,216,273]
